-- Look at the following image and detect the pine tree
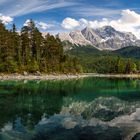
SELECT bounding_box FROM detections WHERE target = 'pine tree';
[0,19,83,73]
[20,26,30,66]
[125,59,137,74]
[11,24,21,65]
[0,22,17,72]
[117,57,125,73]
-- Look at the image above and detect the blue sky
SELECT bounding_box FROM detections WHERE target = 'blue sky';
[0,0,140,38]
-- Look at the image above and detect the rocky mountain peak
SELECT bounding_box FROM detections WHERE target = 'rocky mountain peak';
[58,26,140,50]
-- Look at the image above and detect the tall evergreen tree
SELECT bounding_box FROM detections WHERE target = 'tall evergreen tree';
[11,24,21,65]
[20,26,30,66]
[0,19,83,73]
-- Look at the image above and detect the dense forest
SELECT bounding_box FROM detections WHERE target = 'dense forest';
[0,20,82,74]
[0,19,140,74]
[68,45,140,74]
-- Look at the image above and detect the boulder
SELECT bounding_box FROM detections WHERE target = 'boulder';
[23,71,28,76]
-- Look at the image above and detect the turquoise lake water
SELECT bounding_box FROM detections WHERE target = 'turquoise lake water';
[0,77,140,140]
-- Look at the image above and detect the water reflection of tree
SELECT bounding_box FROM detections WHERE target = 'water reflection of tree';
[0,78,140,130]
[0,81,65,129]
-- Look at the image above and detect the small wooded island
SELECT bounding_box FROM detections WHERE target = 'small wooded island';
[0,19,140,75]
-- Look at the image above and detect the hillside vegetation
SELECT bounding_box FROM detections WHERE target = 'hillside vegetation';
[114,46,140,59]
[68,45,140,74]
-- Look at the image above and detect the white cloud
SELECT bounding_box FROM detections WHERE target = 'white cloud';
[0,13,13,24]
[61,17,80,30]
[36,21,54,30]
[61,9,140,39]
[120,9,140,24]
[23,19,31,26]
[71,6,121,17]
[0,0,76,17]
[23,19,54,30]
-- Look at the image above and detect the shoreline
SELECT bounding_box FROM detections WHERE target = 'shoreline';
[0,73,139,81]
[84,73,140,78]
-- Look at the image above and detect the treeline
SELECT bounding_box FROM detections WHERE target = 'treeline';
[0,20,82,73]
[82,56,140,74]
[68,46,140,74]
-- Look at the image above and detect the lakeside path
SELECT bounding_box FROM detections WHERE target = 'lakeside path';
[0,73,140,81]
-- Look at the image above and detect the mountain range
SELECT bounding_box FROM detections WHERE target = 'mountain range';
[58,26,140,50]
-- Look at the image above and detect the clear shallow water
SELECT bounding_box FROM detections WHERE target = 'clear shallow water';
[0,77,140,140]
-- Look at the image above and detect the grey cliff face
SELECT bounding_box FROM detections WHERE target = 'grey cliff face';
[58,26,140,50]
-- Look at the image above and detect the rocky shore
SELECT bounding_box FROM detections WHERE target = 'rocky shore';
[0,73,139,81]
[0,73,87,81]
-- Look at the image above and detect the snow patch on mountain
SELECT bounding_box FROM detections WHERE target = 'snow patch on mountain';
[58,30,92,46]
[58,26,140,50]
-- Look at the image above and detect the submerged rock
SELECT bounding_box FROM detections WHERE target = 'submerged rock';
[131,133,140,140]
[31,114,123,140]
[33,125,122,140]
[92,108,123,121]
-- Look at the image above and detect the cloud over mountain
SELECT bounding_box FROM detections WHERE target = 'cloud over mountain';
[61,9,140,39]
[61,17,80,30]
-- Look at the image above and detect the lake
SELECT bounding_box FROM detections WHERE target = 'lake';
[0,77,140,140]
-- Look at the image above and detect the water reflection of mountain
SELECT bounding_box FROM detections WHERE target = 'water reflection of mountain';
[1,106,140,140]
[0,78,140,140]
[62,97,140,121]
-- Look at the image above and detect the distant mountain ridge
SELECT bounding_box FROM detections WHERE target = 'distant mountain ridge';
[58,26,140,50]
[68,45,140,59]
[114,46,140,59]
[58,30,92,46]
